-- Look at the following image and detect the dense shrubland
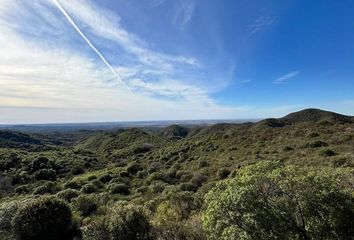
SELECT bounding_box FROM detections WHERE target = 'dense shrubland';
[1,109,354,239]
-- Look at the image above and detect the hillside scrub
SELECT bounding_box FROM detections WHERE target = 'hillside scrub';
[203,161,354,240]
[1,109,354,239]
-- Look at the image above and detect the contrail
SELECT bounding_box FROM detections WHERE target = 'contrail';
[52,0,132,93]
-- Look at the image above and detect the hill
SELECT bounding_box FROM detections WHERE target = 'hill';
[281,108,353,124]
[159,125,190,140]
[256,108,353,128]
[0,108,353,240]
[0,130,43,149]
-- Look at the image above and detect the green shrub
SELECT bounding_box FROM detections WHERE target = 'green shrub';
[203,161,354,240]
[320,148,336,157]
[73,195,97,216]
[283,146,294,151]
[90,179,104,188]
[190,173,208,187]
[308,140,328,148]
[82,216,110,240]
[0,201,20,233]
[178,183,197,192]
[64,180,81,190]
[34,169,56,181]
[217,168,230,179]
[87,175,97,181]
[56,189,80,202]
[15,185,30,194]
[11,197,74,240]
[108,203,152,240]
[82,203,152,240]
[127,162,143,174]
[147,172,165,183]
[137,170,147,179]
[109,183,130,195]
[81,183,98,194]
[119,171,130,178]
[98,174,113,183]
[71,165,85,175]
[149,181,166,193]
[33,181,61,195]
[198,160,209,168]
[136,186,149,193]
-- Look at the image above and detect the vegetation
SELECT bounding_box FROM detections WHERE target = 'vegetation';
[0,109,353,239]
[203,161,354,240]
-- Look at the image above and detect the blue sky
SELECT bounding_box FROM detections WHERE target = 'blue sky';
[0,0,353,123]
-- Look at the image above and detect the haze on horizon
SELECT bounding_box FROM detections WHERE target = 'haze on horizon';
[0,0,354,124]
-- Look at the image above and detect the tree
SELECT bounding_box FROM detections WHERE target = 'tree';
[203,161,354,240]
[12,197,74,240]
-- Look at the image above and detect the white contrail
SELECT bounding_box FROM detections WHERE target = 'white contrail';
[52,0,132,93]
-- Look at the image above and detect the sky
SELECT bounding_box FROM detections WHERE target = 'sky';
[0,0,354,124]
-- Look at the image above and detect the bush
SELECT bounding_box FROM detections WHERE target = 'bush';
[149,181,166,193]
[15,185,30,194]
[147,172,165,183]
[81,183,98,194]
[64,180,81,190]
[127,162,143,174]
[217,168,230,179]
[82,203,152,240]
[71,166,85,175]
[308,140,328,148]
[137,170,147,179]
[34,169,56,181]
[320,148,336,157]
[283,146,294,151]
[33,181,61,195]
[82,216,110,240]
[11,197,74,240]
[136,186,149,193]
[203,161,354,240]
[119,171,130,178]
[109,183,130,195]
[190,173,208,187]
[98,174,113,183]
[56,189,80,202]
[90,179,104,188]
[0,201,20,233]
[198,160,209,168]
[73,195,97,216]
[108,203,152,240]
[178,182,197,192]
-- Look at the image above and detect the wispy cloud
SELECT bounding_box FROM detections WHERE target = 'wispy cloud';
[240,79,251,84]
[273,71,300,84]
[53,0,131,92]
[173,0,197,28]
[0,0,239,123]
[249,16,277,36]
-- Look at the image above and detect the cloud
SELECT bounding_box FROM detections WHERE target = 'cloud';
[249,16,277,36]
[273,71,299,84]
[240,79,251,84]
[0,0,240,123]
[58,0,199,69]
[53,0,131,92]
[173,0,197,28]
